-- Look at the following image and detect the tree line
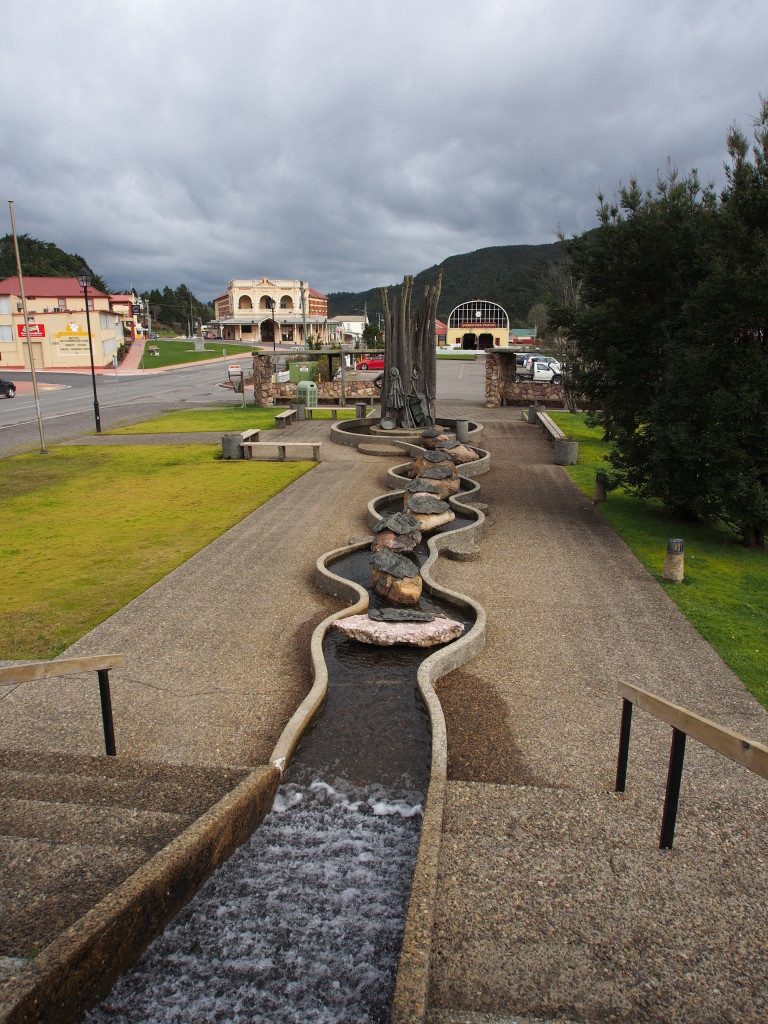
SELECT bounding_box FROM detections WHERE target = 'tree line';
[551,100,768,549]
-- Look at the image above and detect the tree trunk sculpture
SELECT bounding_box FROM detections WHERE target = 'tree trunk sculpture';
[379,271,442,428]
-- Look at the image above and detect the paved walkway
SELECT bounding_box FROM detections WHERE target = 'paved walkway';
[2,399,767,1022]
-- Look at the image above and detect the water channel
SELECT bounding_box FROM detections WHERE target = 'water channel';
[86,511,476,1024]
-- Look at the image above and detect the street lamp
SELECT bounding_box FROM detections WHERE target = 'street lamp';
[76,266,101,433]
[267,297,277,351]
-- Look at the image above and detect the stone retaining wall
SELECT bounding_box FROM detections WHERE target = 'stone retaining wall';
[251,354,380,406]
[484,352,565,407]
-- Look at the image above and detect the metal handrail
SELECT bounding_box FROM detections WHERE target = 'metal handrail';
[0,655,125,756]
[615,681,768,848]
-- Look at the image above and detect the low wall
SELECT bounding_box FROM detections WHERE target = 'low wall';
[485,352,565,407]
[251,354,380,406]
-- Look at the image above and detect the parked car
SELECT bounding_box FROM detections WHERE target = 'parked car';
[516,356,562,382]
[0,379,16,398]
[356,356,385,371]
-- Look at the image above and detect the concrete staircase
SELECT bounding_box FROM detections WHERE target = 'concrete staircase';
[0,748,251,966]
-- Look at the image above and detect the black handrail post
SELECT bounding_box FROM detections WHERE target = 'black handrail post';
[97,668,117,756]
[615,697,633,792]
[659,727,686,849]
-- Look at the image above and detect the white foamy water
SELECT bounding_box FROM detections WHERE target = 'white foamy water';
[87,778,423,1024]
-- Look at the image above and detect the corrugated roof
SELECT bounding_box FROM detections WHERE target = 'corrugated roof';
[0,276,107,298]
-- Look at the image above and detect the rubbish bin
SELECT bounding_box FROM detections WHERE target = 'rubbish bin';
[297,380,318,407]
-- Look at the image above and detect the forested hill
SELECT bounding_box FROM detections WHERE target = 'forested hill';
[327,241,567,324]
[0,234,108,293]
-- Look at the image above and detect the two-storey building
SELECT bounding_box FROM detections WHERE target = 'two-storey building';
[0,277,123,369]
[214,278,328,348]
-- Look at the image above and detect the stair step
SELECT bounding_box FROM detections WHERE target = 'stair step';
[0,748,250,817]
[0,834,148,959]
[0,796,191,851]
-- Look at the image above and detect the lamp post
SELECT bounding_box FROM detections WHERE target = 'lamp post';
[267,297,277,351]
[76,267,101,433]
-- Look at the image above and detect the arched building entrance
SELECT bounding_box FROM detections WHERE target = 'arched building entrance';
[446,299,510,350]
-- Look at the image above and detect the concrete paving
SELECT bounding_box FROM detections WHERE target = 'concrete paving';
[2,389,768,1023]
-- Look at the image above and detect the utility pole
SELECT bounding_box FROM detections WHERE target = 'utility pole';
[8,201,47,453]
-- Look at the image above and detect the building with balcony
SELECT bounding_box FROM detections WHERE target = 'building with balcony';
[0,277,123,369]
[214,277,328,348]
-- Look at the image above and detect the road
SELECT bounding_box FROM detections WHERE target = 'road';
[0,354,485,455]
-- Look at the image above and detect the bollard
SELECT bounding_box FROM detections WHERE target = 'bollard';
[593,470,608,504]
[221,433,243,460]
[528,405,538,424]
[355,402,367,419]
[455,418,469,443]
[662,538,685,582]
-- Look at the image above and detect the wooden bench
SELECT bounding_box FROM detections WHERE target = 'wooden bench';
[146,345,159,356]
[240,428,260,443]
[303,406,356,420]
[242,441,322,462]
[536,411,566,442]
[274,408,298,428]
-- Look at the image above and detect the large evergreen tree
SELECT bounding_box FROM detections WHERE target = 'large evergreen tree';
[554,102,768,547]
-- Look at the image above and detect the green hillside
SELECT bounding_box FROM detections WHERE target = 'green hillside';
[327,242,568,323]
[0,234,108,293]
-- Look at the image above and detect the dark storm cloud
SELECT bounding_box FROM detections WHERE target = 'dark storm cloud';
[3,0,766,300]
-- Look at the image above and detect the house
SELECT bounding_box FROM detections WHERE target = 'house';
[328,314,367,345]
[0,277,123,370]
[214,278,328,348]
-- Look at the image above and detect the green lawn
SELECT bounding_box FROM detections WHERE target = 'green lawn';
[549,411,768,708]
[138,338,254,368]
[0,446,314,659]
[110,407,357,434]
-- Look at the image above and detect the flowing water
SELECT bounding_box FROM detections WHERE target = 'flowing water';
[87,517,475,1024]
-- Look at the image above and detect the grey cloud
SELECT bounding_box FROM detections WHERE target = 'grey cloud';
[3,0,766,299]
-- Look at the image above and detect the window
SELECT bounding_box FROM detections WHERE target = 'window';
[0,324,12,343]
[58,298,67,311]
[0,297,10,314]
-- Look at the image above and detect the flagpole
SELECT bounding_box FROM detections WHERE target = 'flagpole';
[8,200,47,454]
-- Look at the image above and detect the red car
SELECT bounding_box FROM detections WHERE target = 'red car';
[356,356,385,371]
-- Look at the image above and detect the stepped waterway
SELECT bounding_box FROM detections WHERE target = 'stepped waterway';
[87,517,477,1024]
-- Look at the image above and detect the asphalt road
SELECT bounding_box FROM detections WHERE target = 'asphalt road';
[0,354,486,456]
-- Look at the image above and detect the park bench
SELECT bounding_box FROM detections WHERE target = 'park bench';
[221,428,261,459]
[535,410,578,466]
[536,411,566,442]
[146,345,159,356]
[274,408,297,428]
[304,407,345,420]
[242,441,322,462]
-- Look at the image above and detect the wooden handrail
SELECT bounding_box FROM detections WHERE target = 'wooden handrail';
[0,655,124,755]
[0,655,125,685]
[617,681,768,780]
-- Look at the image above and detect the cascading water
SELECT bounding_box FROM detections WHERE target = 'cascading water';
[86,513,476,1024]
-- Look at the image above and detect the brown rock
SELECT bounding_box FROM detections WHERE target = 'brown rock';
[333,613,465,647]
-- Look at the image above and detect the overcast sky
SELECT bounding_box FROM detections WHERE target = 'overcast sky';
[4,0,766,302]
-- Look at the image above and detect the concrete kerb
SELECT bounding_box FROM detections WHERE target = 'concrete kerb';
[0,765,281,1024]
[390,512,487,1024]
[359,468,488,1024]
[268,549,370,771]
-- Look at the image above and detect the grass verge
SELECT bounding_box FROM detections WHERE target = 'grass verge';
[137,338,253,368]
[0,445,314,659]
[109,407,356,434]
[549,411,768,709]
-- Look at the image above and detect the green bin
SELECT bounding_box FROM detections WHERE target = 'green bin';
[297,380,318,407]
